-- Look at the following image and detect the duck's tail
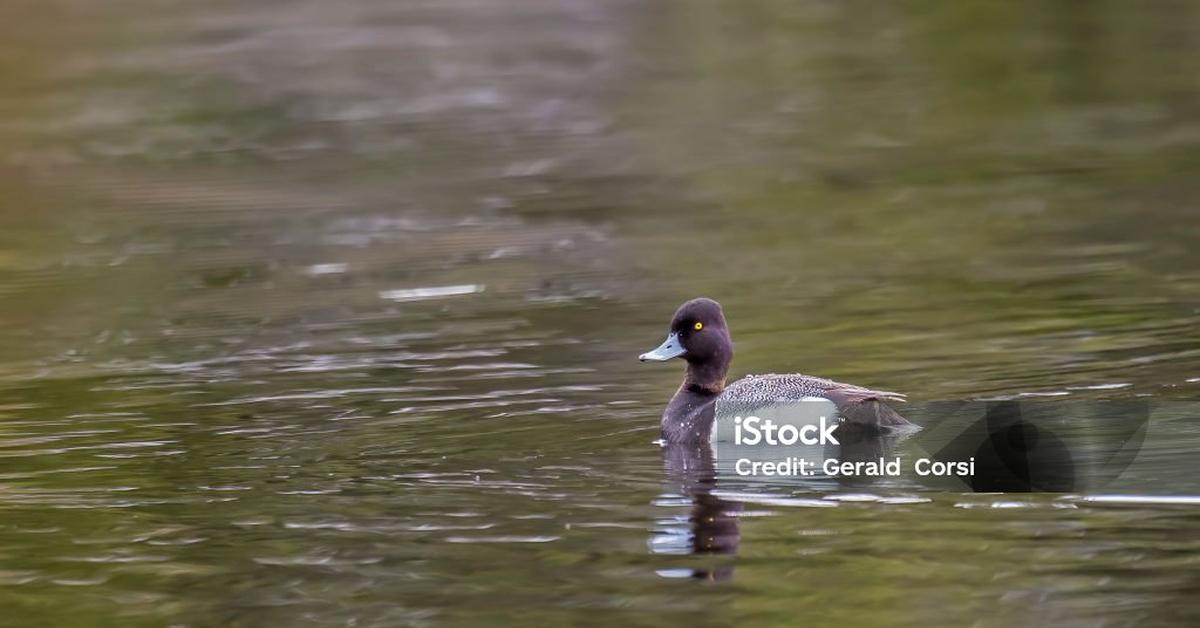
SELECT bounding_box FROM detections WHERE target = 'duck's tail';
[853,398,916,430]
[826,388,917,431]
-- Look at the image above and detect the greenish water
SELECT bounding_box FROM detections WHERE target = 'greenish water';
[2,0,1200,625]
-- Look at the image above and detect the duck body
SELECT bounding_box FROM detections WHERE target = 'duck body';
[641,298,914,444]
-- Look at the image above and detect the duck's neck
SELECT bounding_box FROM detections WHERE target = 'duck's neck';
[683,359,728,395]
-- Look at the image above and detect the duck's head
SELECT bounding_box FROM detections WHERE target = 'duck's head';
[639,298,733,389]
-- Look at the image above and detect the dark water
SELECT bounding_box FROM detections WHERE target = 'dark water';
[2,0,1200,625]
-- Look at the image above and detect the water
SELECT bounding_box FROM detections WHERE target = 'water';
[2,0,1200,625]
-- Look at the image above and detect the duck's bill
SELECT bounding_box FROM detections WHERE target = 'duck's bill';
[639,333,685,362]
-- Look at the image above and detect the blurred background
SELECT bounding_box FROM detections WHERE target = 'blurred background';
[1,0,1199,626]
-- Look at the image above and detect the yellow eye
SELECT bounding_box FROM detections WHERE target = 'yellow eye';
[693,322,704,331]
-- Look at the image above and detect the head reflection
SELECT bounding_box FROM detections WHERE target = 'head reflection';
[653,441,741,581]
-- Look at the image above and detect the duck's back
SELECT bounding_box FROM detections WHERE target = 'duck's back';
[716,374,912,430]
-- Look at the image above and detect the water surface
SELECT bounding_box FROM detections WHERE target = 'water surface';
[2,0,1200,625]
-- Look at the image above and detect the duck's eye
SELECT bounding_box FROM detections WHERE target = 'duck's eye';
[693,322,704,331]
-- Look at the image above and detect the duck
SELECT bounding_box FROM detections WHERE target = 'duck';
[639,297,915,443]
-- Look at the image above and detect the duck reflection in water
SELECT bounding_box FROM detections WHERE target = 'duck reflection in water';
[655,423,906,582]
[657,440,742,581]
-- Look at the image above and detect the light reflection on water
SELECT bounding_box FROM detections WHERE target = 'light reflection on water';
[2,0,1200,625]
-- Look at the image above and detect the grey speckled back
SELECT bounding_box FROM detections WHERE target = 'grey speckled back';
[715,373,907,424]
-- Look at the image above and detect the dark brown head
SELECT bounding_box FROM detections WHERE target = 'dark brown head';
[639,298,733,392]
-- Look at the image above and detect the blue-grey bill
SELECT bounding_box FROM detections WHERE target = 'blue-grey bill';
[639,333,685,361]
